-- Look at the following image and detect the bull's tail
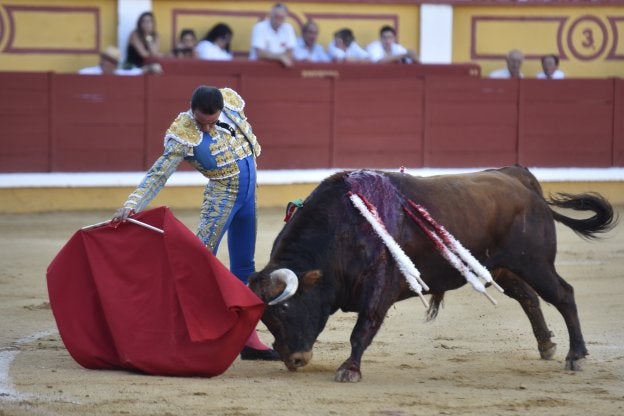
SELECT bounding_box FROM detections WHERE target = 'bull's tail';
[547,192,618,240]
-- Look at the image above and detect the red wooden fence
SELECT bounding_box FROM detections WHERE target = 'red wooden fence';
[0,61,622,173]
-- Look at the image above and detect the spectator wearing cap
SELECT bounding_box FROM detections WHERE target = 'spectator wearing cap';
[79,46,162,75]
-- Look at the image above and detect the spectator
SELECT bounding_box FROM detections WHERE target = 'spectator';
[328,28,369,62]
[366,25,417,64]
[171,28,197,59]
[196,23,234,61]
[248,3,297,67]
[489,49,524,78]
[537,54,565,79]
[293,20,330,63]
[79,46,162,75]
[125,11,162,68]
[112,85,278,361]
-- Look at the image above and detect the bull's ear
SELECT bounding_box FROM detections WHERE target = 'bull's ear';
[301,270,322,288]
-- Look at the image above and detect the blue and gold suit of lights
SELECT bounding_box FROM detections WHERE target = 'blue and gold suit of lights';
[124,88,262,284]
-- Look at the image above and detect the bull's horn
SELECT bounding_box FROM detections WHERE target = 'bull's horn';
[268,268,299,306]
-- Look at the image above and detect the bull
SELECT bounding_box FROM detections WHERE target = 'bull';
[248,166,617,382]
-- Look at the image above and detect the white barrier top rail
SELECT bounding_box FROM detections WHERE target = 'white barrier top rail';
[1,168,624,188]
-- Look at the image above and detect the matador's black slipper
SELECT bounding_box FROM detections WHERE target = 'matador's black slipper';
[240,346,281,361]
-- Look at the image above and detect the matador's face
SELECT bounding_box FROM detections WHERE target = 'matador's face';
[193,110,221,132]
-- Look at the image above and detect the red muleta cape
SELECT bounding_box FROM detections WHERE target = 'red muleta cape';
[46,206,265,377]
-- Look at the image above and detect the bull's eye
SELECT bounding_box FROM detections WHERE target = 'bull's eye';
[277,302,289,314]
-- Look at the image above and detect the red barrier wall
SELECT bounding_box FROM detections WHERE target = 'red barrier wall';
[155,58,481,80]
[334,77,425,168]
[424,77,519,167]
[518,79,615,167]
[50,75,146,171]
[0,65,621,173]
[0,72,51,171]
[243,75,333,169]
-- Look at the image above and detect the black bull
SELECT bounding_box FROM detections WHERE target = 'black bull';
[248,166,617,382]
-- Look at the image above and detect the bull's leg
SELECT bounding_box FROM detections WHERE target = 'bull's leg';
[513,265,588,371]
[494,269,557,359]
[335,310,388,382]
[335,271,398,382]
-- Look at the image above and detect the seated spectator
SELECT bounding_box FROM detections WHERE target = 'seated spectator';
[125,11,162,68]
[79,46,162,75]
[489,49,524,78]
[293,20,330,63]
[249,3,296,67]
[366,25,418,64]
[171,28,198,59]
[196,23,234,61]
[537,54,565,79]
[328,28,369,62]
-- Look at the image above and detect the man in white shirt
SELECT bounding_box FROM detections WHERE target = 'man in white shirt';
[366,26,417,64]
[537,54,565,79]
[249,3,297,67]
[293,20,330,63]
[327,28,369,62]
[489,49,524,78]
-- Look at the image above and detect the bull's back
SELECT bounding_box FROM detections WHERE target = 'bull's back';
[388,166,548,244]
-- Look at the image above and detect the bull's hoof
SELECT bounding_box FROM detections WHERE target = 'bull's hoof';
[334,368,361,382]
[538,342,557,360]
[335,359,362,382]
[565,357,586,371]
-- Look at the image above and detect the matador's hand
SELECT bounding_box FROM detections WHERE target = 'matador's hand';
[112,207,135,223]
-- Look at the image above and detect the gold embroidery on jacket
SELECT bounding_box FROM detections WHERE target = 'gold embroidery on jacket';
[164,112,202,147]
[221,87,244,112]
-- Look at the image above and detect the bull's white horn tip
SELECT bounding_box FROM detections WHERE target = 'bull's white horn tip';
[268,268,299,306]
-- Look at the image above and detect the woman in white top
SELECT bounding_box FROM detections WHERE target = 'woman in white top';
[196,23,233,61]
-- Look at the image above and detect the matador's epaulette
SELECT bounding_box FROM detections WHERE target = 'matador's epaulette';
[164,112,202,146]
[220,87,245,112]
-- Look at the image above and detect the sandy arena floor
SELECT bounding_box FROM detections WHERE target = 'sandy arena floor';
[0,205,623,416]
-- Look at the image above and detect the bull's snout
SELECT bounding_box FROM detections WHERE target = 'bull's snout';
[284,351,313,371]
